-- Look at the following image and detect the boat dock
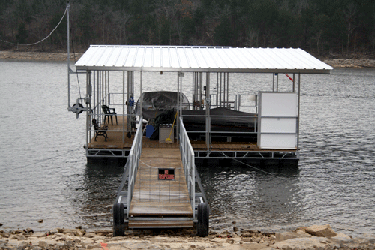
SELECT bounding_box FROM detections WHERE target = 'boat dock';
[67,45,332,235]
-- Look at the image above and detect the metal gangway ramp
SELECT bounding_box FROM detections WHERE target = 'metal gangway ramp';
[113,117,209,236]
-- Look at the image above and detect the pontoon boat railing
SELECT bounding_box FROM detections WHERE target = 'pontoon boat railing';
[179,117,196,219]
[126,117,143,218]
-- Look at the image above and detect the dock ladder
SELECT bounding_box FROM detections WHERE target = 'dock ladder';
[113,117,209,236]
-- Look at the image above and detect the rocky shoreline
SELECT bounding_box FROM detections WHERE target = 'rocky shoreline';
[1,50,375,68]
[0,225,374,249]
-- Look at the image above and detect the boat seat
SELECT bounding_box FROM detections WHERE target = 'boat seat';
[92,119,108,141]
[102,105,118,125]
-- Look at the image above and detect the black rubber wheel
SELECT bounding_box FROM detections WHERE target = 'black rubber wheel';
[113,202,125,236]
[197,203,209,237]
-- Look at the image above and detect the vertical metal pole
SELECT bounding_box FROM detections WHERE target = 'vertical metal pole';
[276,73,279,92]
[227,73,230,108]
[205,72,210,150]
[223,73,226,107]
[97,71,100,121]
[219,73,222,107]
[216,73,219,107]
[85,70,90,157]
[140,71,143,119]
[67,1,70,109]
[199,72,203,110]
[297,73,301,149]
[272,74,275,92]
[127,71,134,132]
[123,71,125,143]
[292,73,296,92]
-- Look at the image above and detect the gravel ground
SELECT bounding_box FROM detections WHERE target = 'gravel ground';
[0,225,374,250]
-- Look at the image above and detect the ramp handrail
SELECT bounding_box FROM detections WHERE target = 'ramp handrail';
[179,117,196,220]
[126,117,143,218]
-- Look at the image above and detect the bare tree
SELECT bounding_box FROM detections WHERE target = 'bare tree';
[343,3,357,55]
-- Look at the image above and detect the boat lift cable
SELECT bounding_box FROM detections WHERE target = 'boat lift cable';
[0,7,68,46]
[71,35,82,99]
[220,152,274,176]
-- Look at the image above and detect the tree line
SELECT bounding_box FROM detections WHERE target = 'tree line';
[1,0,374,57]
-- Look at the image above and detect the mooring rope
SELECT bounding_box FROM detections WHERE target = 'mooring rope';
[0,7,67,46]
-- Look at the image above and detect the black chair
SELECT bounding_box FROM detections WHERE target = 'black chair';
[102,105,118,125]
[92,119,108,141]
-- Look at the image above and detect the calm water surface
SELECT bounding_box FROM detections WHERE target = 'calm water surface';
[0,61,374,238]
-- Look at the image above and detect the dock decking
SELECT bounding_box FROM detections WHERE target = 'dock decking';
[128,147,193,228]
[88,116,297,153]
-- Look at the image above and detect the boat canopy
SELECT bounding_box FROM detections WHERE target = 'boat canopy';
[75,45,332,74]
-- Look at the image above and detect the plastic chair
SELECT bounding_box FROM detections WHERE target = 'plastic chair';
[102,105,118,125]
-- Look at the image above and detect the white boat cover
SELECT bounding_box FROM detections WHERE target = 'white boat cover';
[75,45,332,74]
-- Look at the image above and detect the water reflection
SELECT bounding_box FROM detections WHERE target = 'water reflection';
[67,159,126,229]
[197,159,303,232]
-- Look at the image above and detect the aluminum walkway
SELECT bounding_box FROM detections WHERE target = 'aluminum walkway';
[128,147,193,228]
[113,118,208,236]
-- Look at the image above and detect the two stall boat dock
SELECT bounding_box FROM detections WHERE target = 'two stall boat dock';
[67,45,332,235]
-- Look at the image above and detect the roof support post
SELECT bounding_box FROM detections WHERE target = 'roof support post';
[205,72,211,150]
[85,70,91,157]
[66,1,70,109]
[297,73,301,149]
[127,71,134,132]
[226,73,230,108]
[140,71,143,119]
[199,72,203,110]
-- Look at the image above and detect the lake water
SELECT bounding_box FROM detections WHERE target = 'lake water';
[0,61,374,238]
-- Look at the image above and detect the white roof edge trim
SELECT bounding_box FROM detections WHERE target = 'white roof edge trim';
[75,45,333,73]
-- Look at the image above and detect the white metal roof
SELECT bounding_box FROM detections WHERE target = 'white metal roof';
[75,45,332,73]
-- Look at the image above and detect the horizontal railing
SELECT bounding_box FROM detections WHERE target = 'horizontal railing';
[181,114,258,135]
[179,117,196,220]
[126,117,143,218]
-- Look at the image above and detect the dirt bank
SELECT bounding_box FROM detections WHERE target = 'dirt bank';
[0,225,374,250]
[1,50,375,68]
[0,51,83,62]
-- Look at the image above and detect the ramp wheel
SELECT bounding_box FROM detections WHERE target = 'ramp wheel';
[197,203,209,237]
[113,202,125,236]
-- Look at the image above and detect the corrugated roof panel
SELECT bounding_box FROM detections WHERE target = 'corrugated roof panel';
[169,47,180,69]
[184,47,198,69]
[133,47,145,68]
[233,48,257,69]
[114,47,130,67]
[195,47,210,69]
[143,47,153,68]
[95,46,112,66]
[161,47,170,68]
[105,46,122,66]
[176,48,189,68]
[75,45,332,73]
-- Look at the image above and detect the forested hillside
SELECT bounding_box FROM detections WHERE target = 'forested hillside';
[1,0,374,57]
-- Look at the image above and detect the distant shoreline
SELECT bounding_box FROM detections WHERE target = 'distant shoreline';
[1,50,375,68]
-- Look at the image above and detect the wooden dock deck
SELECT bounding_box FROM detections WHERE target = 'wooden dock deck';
[128,147,193,228]
[88,116,296,153]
